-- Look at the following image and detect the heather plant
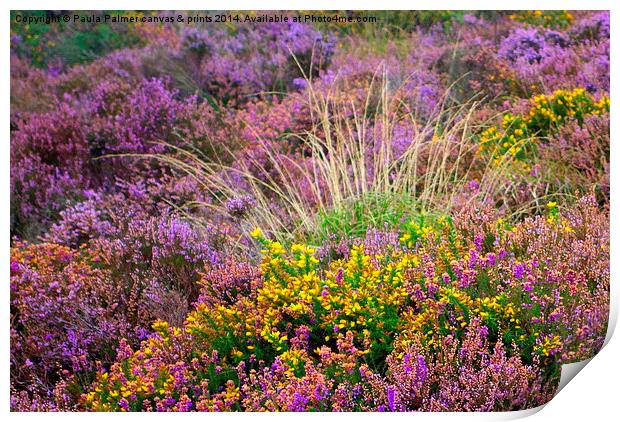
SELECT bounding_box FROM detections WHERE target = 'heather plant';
[11,101,90,170]
[48,189,225,324]
[569,11,610,42]
[10,155,88,239]
[494,15,609,97]
[10,243,131,403]
[478,88,609,163]
[450,12,608,100]
[10,71,234,238]
[385,319,556,411]
[84,77,186,158]
[10,208,230,409]
[43,173,212,247]
[79,195,606,411]
[177,19,336,105]
[90,214,220,315]
[234,95,311,145]
[42,191,115,247]
[542,113,610,202]
[10,55,59,115]
[502,40,609,97]
[498,28,570,65]
[309,31,447,122]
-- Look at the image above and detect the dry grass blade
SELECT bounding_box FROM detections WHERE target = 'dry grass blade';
[110,65,572,244]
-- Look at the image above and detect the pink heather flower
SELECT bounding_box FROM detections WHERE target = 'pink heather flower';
[513,263,525,279]
[387,386,396,411]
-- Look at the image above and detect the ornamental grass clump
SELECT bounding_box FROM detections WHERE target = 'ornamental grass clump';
[155,68,539,246]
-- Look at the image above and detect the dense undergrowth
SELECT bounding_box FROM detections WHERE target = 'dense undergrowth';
[10,10,609,411]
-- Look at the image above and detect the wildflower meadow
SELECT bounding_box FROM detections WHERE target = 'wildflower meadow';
[9,10,610,412]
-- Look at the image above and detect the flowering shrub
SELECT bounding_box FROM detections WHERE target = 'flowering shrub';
[509,11,574,29]
[10,155,87,238]
[10,73,232,239]
[178,20,335,105]
[543,113,610,201]
[78,196,607,411]
[385,319,554,411]
[10,209,229,406]
[11,243,128,397]
[455,12,608,99]
[478,88,609,162]
[570,11,610,42]
[498,28,570,65]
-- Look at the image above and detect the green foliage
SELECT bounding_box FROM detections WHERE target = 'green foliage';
[11,10,144,68]
[510,10,575,29]
[309,193,416,244]
[55,24,144,66]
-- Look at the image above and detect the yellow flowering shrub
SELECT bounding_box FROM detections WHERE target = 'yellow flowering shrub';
[187,239,415,367]
[509,10,574,29]
[479,88,609,163]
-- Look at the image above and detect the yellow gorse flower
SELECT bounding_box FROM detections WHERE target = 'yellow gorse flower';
[250,227,263,238]
[479,88,609,166]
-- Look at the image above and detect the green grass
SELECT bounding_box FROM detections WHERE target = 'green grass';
[307,192,414,245]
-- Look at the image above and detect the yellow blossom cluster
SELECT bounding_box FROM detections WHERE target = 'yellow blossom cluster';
[479,88,609,165]
[186,241,415,362]
[509,10,574,29]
